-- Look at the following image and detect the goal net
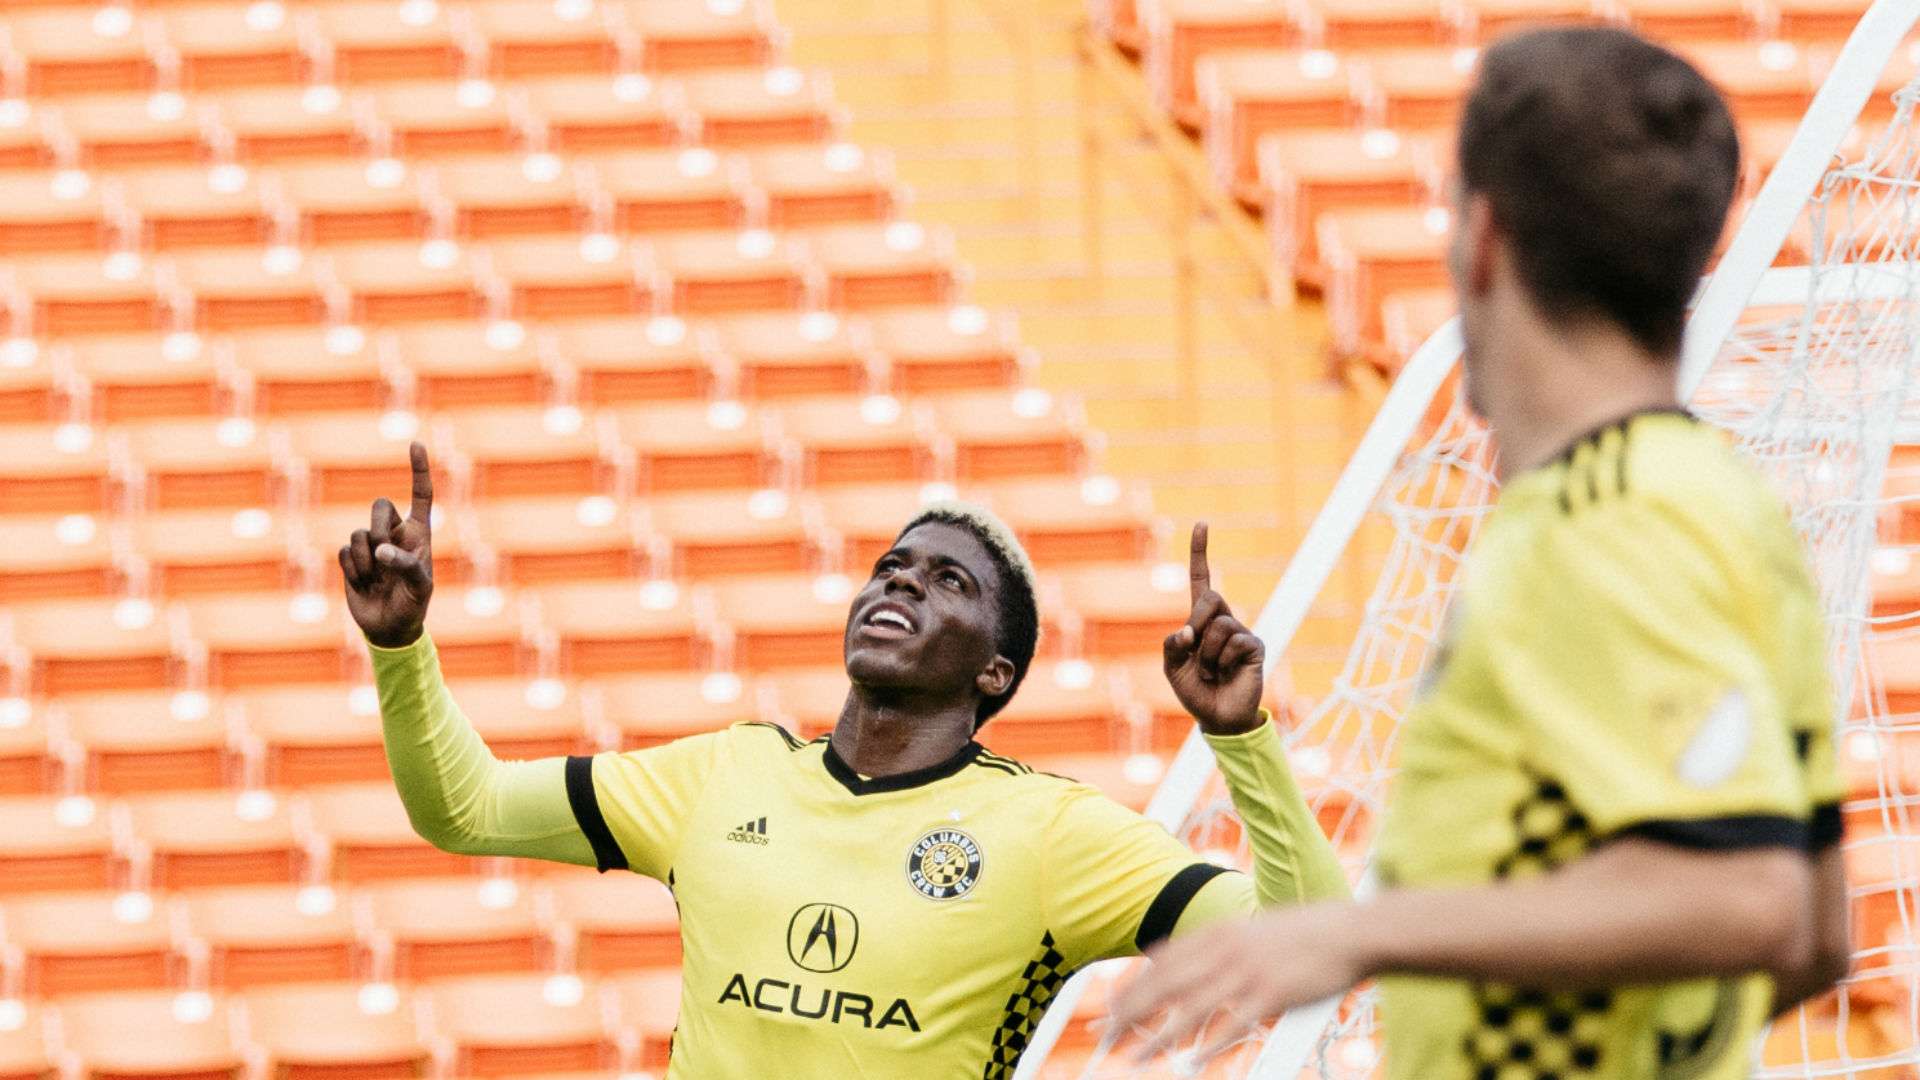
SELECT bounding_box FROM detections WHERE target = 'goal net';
[1016,2,1920,1076]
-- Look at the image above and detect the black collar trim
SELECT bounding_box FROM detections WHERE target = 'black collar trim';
[821,739,984,796]
[1547,405,1694,468]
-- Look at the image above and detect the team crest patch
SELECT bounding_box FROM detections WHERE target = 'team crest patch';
[906,828,983,900]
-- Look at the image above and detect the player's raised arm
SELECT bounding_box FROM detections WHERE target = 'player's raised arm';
[340,441,436,648]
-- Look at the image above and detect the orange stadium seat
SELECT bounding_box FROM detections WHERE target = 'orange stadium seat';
[2,9,158,96]
[0,793,121,893]
[440,154,590,239]
[9,596,181,695]
[5,889,178,996]
[174,246,335,330]
[1140,0,1297,128]
[431,972,619,1076]
[1297,0,1465,48]
[229,325,388,414]
[1318,205,1450,357]
[312,1,466,85]
[679,66,837,147]
[762,666,847,736]
[1679,40,1819,122]
[711,573,847,669]
[1380,286,1455,371]
[329,239,491,325]
[868,305,1023,393]
[368,875,551,981]
[371,79,521,158]
[978,476,1160,565]
[393,319,549,408]
[1775,0,1879,41]
[15,250,171,336]
[594,669,756,748]
[548,872,682,971]
[306,501,479,586]
[653,228,811,313]
[0,341,61,423]
[1614,0,1756,40]
[0,171,116,255]
[413,583,532,677]
[1125,655,1210,750]
[449,405,612,498]
[61,689,233,793]
[625,0,779,72]
[238,683,387,788]
[779,395,936,487]
[810,221,959,310]
[0,700,58,795]
[280,158,432,246]
[0,109,53,170]
[1053,562,1188,658]
[1463,0,1603,39]
[58,92,210,168]
[930,389,1087,480]
[472,0,624,79]
[210,85,370,162]
[123,416,280,510]
[1356,46,1476,129]
[478,496,648,584]
[536,577,709,674]
[651,488,821,578]
[591,147,751,232]
[123,165,275,251]
[1257,128,1441,276]
[813,481,936,570]
[131,506,303,596]
[440,677,595,760]
[1196,51,1362,206]
[306,781,475,881]
[978,660,1127,758]
[64,333,225,421]
[125,787,305,888]
[61,989,247,1079]
[487,234,652,318]
[718,310,872,398]
[182,883,362,988]
[183,590,356,688]
[244,980,434,1079]
[554,314,715,404]
[606,968,679,1070]
[749,143,898,228]
[160,4,309,91]
[283,410,435,505]
[610,399,782,492]
[521,74,687,154]
[0,513,121,603]
[0,999,56,1079]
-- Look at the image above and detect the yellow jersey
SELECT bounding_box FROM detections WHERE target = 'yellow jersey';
[1374,410,1843,1080]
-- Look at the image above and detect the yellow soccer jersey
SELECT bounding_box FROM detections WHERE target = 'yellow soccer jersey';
[1374,410,1844,1080]
[568,721,1239,1079]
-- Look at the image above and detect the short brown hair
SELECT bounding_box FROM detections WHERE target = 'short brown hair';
[1458,27,1740,356]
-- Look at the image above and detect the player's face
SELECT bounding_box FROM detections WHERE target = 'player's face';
[843,522,1005,703]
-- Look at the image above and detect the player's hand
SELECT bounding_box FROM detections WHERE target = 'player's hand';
[340,441,434,649]
[1107,903,1365,1067]
[1163,523,1266,736]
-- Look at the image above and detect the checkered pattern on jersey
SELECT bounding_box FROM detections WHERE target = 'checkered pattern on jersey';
[982,932,1072,1079]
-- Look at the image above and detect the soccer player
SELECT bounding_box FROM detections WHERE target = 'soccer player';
[337,443,1348,1077]
[1109,26,1850,1078]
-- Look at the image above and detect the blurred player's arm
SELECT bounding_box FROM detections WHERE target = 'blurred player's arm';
[1771,813,1850,1016]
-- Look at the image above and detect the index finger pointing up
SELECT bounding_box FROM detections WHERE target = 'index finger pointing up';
[407,441,433,526]
[1189,522,1211,602]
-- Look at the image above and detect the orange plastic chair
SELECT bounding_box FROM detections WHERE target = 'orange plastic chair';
[209,85,370,162]
[237,683,387,788]
[867,305,1022,393]
[653,228,811,314]
[748,144,898,228]
[537,577,709,675]
[650,488,822,578]
[1614,0,1756,40]
[1298,0,1465,48]
[473,0,622,79]
[1677,40,1819,123]
[548,872,680,971]
[625,0,778,72]
[181,590,354,688]
[1139,0,1297,128]
[1258,128,1441,281]
[16,251,170,336]
[366,875,551,980]
[64,333,223,421]
[391,319,549,409]
[244,980,432,1079]
[312,1,466,84]
[680,66,837,147]
[929,389,1088,480]
[0,793,121,893]
[711,572,848,669]
[486,234,652,319]
[448,404,612,498]
[123,416,281,510]
[279,158,431,246]
[1195,51,1362,207]
[10,597,181,695]
[0,512,120,603]
[1463,0,1604,39]
[131,506,302,596]
[1030,753,1159,812]
[57,92,210,168]
[0,999,56,1079]
[174,246,334,331]
[593,669,756,748]
[161,4,309,90]
[1053,563,1189,658]
[61,989,246,1079]
[436,677,595,760]
[6,889,179,996]
[123,165,274,251]
[777,395,935,486]
[283,411,436,505]
[608,399,782,492]
[328,239,491,325]
[306,780,474,881]
[605,968,679,1070]
[1775,0,1877,41]
[370,79,520,158]
[2,9,158,96]
[183,883,363,988]
[430,972,618,1076]
[761,666,846,737]
[477,496,648,585]
[1356,46,1476,130]
[410,583,532,678]
[590,147,751,232]
[553,314,715,404]
[521,73,686,154]
[976,476,1160,566]
[61,689,232,793]
[978,659,1126,759]
[1124,655,1208,751]
[716,310,872,398]
[0,171,115,255]
[125,788,305,888]
[1380,286,1454,373]
[0,699,57,795]
[229,325,388,415]
[1318,205,1450,357]
[0,345,60,424]
[809,221,958,310]
[0,109,53,170]
[813,481,938,570]
[438,154,589,239]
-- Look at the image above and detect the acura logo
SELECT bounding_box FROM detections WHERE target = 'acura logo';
[786,903,859,974]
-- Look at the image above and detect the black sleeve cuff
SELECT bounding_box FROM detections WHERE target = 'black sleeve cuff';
[1135,862,1231,952]
[565,754,628,873]
[1617,814,1809,852]
[1808,802,1844,851]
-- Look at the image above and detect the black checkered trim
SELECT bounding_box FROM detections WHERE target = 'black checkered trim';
[1494,779,1593,880]
[982,932,1072,1079]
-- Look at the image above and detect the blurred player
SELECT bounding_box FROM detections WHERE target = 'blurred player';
[1110,26,1849,1077]
[339,444,1347,1077]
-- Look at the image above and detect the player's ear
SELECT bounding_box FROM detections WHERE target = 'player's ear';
[1459,192,1499,299]
[975,655,1015,699]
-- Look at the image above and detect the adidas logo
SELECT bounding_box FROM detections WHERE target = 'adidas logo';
[726,817,770,846]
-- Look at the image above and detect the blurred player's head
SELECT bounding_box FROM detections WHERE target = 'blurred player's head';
[1449,26,1740,414]
[843,503,1039,729]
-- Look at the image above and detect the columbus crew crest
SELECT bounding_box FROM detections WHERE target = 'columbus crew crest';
[906,828,982,900]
